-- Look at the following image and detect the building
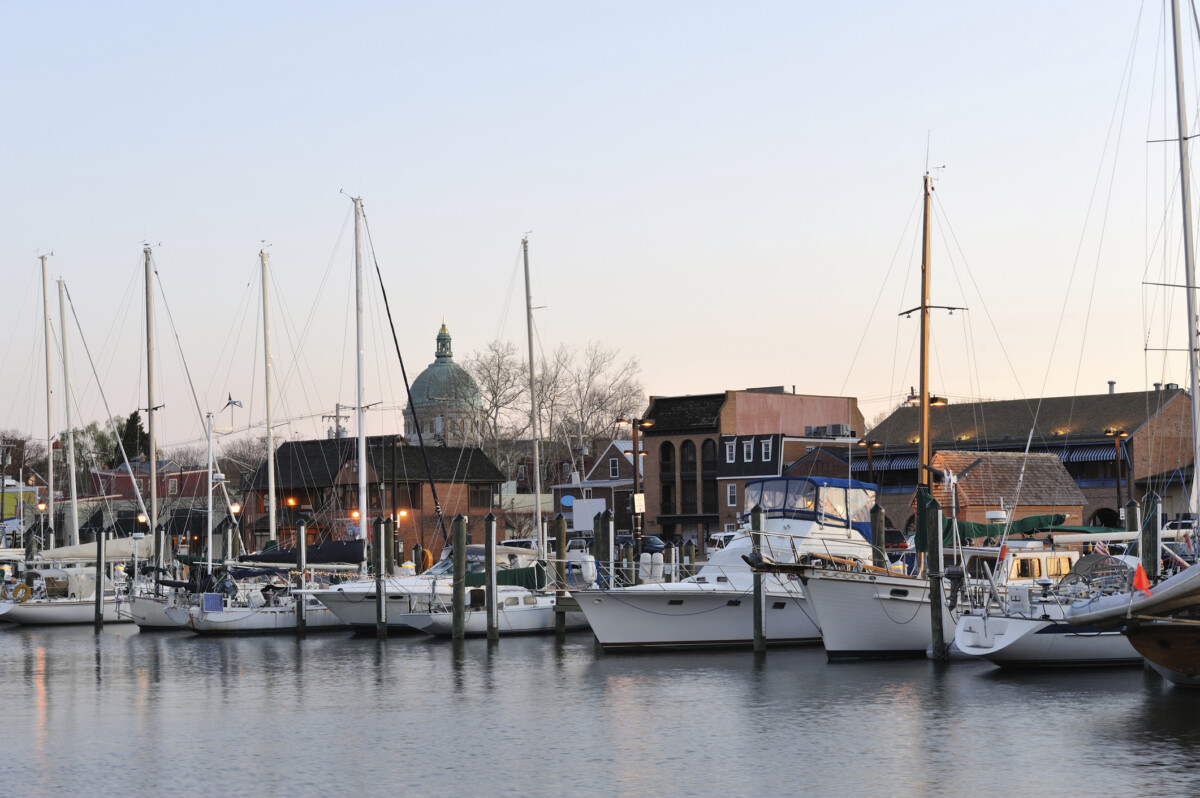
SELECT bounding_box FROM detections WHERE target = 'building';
[926,451,1086,525]
[640,387,865,548]
[89,459,210,502]
[242,434,506,556]
[403,322,482,447]
[549,439,641,535]
[862,387,1193,530]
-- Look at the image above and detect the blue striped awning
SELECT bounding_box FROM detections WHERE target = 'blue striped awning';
[1065,443,1123,463]
[850,454,919,472]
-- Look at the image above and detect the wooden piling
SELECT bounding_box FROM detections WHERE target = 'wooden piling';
[871,504,887,570]
[485,513,498,641]
[1141,495,1160,580]
[554,513,567,635]
[374,516,387,639]
[452,514,467,640]
[94,530,105,632]
[296,519,307,636]
[752,506,765,653]
[926,496,949,661]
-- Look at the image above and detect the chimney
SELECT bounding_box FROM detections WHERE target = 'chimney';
[1108,380,1116,395]
[1155,382,1162,392]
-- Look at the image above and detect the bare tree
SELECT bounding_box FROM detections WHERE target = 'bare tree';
[556,342,644,473]
[218,434,269,490]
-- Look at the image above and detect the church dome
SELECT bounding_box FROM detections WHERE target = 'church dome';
[408,323,480,410]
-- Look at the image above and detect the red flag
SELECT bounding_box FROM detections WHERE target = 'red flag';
[1133,563,1152,596]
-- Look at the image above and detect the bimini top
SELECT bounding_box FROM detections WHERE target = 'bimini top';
[742,476,878,543]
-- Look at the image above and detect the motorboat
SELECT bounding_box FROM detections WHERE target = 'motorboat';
[576,476,875,650]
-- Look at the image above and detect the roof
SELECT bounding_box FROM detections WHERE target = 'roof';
[644,394,726,433]
[407,323,480,411]
[868,389,1186,449]
[247,435,505,490]
[929,450,1086,510]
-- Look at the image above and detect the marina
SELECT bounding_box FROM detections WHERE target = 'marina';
[2,622,1199,797]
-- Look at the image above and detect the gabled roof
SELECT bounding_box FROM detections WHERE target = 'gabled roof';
[929,450,1086,510]
[247,435,505,490]
[869,389,1186,450]
[644,394,725,433]
[583,440,642,482]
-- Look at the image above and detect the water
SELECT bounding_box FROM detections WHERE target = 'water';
[2,624,1199,797]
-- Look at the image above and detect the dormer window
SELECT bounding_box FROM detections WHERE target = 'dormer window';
[743,440,753,462]
[762,439,772,461]
[609,457,619,478]
[725,441,735,463]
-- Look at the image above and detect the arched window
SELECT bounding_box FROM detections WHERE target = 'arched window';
[680,440,697,476]
[701,439,716,473]
[659,441,676,478]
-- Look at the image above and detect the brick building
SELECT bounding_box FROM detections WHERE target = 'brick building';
[862,387,1193,530]
[640,388,865,547]
[242,434,505,556]
[927,451,1085,525]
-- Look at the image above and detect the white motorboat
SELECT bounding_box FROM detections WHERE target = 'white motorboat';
[0,567,129,625]
[954,553,1143,667]
[577,476,875,649]
[307,544,542,630]
[400,585,586,636]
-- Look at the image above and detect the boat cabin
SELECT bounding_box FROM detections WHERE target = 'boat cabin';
[741,476,876,540]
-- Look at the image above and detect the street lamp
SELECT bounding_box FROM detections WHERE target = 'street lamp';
[1105,428,1129,512]
[616,417,654,550]
[857,439,882,484]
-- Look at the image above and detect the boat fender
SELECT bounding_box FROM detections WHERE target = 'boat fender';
[12,583,31,603]
[945,564,965,610]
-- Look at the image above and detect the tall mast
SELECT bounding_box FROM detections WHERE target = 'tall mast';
[261,250,277,544]
[354,198,368,553]
[1171,0,1200,516]
[918,173,933,485]
[40,254,54,550]
[58,279,80,547]
[144,247,159,566]
[522,237,544,553]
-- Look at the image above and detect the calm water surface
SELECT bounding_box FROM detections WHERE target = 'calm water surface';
[1,623,1198,797]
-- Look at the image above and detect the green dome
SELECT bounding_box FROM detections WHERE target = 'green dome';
[408,323,480,410]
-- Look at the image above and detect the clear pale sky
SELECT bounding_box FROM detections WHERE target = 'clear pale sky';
[1,1,1195,454]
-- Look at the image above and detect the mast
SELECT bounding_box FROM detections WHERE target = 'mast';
[261,250,277,544]
[522,237,544,554]
[206,412,214,575]
[1170,0,1200,517]
[144,247,159,566]
[354,198,368,557]
[40,254,54,550]
[58,280,80,547]
[918,173,933,484]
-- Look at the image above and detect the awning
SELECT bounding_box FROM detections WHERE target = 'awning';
[1064,443,1123,463]
[850,454,919,472]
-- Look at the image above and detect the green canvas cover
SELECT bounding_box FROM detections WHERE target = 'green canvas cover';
[464,562,547,591]
[942,513,1067,543]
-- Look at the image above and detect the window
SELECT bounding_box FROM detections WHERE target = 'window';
[743,441,753,462]
[517,464,526,479]
[468,484,492,509]
[168,478,179,496]
[725,441,735,463]
[1010,558,1042,580]
[583,488,592,499]
[609,457,619,478]
[727,484,737,507]
[724,523,736,532]
[761,439,772,461]
[1047,557,1072,578]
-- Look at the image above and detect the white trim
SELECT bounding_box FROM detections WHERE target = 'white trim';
[726,483,737,507]
[725,441,735,463]
[761,439,772,461]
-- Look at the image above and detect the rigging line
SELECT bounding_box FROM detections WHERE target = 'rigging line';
[884,188,923,435]
[492,243,525,342]
[62,284,150,522]
[361,207,450,546]
[838,194,922,396]
[152,259,211,445]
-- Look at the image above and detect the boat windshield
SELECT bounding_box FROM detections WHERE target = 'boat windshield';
[1056,553,1130,591]
[743,478,875,526]
[424,557,488,576]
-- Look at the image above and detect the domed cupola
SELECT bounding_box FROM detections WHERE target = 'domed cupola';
[404,322,481,446]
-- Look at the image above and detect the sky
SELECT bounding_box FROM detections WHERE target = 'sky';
[1,1,1198,455]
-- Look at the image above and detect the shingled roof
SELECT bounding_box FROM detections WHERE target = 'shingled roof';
[247,435,505,490]
[869,389,1185,449]
[644,394,726,434]
[929,451,1086,510]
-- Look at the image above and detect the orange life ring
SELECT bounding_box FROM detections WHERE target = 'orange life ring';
[12,583,31,603]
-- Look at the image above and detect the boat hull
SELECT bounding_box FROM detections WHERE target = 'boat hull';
[0,598,129,625]
[575,580,820,649]
[165,599,346,634]
[401,595,587,636]
[955,613,1141,667]
[801,569,955,660]
[1125,622,1200,685]
[308,585,435,630]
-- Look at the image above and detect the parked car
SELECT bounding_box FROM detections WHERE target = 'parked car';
[615,534,666,554]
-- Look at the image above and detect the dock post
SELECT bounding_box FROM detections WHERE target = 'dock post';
[592,511,604,585]
[752,505,765,653]
[374,516,387,639]
[1141,494,1160,580]
[1125,498,1140,534]
[683,539,696,579]
[925,496,949,661]
[94,530,106,632]
[871,504,887,570]
[295,519,307,636]
[485,513,498,642]
[452,514,467,640]
[555,513,567,635]
[602,509,614,588]
[664,544,676,584]
[384,517,396,576]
